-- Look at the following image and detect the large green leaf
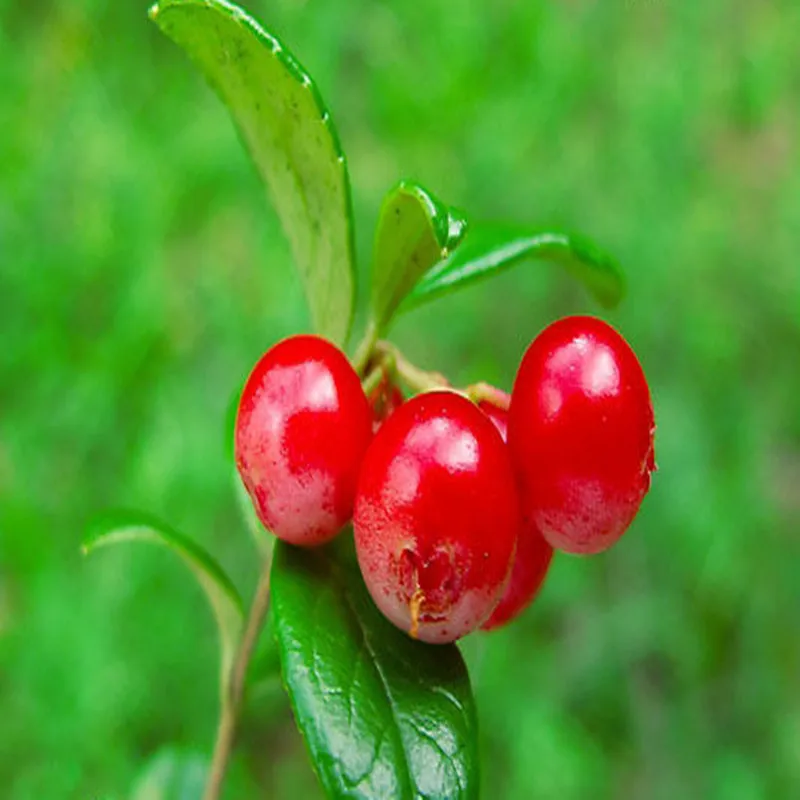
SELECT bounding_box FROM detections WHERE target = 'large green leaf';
[82,512,244,700]
[370,181,467,332]
[270,535,478,800]
[401,223,625,312]
[150,0,355,344]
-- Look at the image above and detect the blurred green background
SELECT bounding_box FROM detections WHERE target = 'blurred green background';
[2,0,799,797]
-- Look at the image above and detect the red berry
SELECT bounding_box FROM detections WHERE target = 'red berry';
[508,316,655,555]
[477,395,554,631]
[354,391,519,643]
[235,335,372,547]
[481,524,553,630]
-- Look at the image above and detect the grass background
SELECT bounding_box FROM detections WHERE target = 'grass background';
[2,0,799,797]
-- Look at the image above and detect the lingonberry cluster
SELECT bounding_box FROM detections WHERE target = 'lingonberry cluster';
[235,316,655,644]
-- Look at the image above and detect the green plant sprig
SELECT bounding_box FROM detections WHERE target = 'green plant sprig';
[84,1,626,798]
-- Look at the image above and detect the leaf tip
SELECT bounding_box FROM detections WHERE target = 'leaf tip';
[80,528,104,558]
[601,268,626,309]
[147,2,161,22]
[80,529,106,557]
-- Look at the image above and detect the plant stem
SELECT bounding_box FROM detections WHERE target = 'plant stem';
[361,352,395,398]
[350,318,380,377]
[374,340,451,394]
[203,561,273,800]
[465,381,511,410]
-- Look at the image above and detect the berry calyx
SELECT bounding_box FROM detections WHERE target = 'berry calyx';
[508,315,655,555]
[477,393,554,631]
[235,334,372,547]
[354,391,519,643]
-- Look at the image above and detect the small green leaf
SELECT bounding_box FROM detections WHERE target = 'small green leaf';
[82,512,244,701]
[130,748,207,800]
[270,535,478,800]
[401,223,625,312]
[150,0,355,344]
[370,181,467,332]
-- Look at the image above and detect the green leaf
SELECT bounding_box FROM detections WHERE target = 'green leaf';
[270,535,478,800]
[82,512,244,701]
[130,748,207,800]
[370,181,467,332]
[150,0,355,344]
[401,223,625,312]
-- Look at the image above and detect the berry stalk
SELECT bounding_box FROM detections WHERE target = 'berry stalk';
[361,351,396,398]
[350,319,380,377]
[374,340,451,394]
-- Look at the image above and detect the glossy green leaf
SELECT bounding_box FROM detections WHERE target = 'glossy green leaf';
[150,0,355,344]
[370,181,467,332]
[82,512,244,700]
[270,535,478,800]
[130,748,207,800]
[401,223,625,312]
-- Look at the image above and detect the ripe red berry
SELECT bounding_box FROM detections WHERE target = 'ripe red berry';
[508,316,655,555]
[235,334,372,547]
[354,391,519,643]
[477,394,554,631]
[481,525,553,630]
